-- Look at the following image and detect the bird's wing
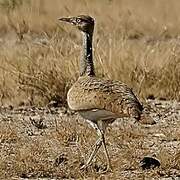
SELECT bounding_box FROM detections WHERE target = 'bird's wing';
[67,76,143,118]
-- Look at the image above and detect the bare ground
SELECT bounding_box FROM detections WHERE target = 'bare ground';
[0,99,179,179]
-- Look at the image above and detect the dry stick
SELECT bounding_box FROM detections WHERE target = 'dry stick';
[137,71,146,96]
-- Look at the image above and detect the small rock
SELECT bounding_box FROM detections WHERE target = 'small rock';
[140,156,160,170]
[147,94,155,100]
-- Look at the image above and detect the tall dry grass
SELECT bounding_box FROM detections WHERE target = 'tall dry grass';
[0,0,179,106]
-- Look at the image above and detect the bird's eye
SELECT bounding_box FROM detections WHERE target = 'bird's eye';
[76,19,81,23]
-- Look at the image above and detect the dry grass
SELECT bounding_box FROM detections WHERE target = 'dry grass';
[0,0,179,106]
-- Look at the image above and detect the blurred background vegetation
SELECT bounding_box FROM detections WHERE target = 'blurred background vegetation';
[0,0,179,106]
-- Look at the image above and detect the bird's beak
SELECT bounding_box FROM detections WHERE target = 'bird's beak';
[58,17,75,25]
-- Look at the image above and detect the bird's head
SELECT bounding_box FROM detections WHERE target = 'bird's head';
[59,15,94,34]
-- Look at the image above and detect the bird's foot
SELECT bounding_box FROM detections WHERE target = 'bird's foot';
[80,163,112,173]
[102,164,112,173]
[80,164,89,171]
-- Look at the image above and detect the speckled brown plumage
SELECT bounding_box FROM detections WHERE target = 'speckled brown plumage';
[68,76,143,120]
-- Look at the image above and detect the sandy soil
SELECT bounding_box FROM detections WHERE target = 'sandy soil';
[0,99,179,179]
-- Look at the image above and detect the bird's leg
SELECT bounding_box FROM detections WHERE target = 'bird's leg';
[81,135,103,170]
[101,133,112,171]
[97,120,112,172]
[81,121,112,172]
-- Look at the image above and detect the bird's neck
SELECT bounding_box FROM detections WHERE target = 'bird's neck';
[80,32,95,77]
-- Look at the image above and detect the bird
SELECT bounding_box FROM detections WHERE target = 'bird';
[59,15,156,172]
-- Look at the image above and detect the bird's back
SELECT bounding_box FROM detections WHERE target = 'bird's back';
[67,76,143,121]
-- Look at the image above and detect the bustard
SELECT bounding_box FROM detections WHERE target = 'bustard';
[59,15,155,171]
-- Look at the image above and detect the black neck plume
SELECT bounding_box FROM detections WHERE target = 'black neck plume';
[80,32,95,76]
